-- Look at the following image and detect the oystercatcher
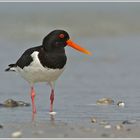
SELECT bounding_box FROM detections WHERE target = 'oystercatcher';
[5,30,91,114]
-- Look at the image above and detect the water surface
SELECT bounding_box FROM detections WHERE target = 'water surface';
[0,3,140,127]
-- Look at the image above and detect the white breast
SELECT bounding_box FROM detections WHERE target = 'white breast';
[17,51,65,84]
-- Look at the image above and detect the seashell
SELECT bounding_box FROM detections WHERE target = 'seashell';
[96,98,114,105]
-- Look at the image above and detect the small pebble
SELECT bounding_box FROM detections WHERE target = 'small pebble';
[99,120,109,125]
[0,124,3,129]
[32,130,43,135]
[101,133,110,137]
[91,117,97,123]
[70,127,75,130]
[17,101,30,107]
[11,131,22,138]
[115,124,123,130]
[96,98,114,105]
[117,101,125,107]
[122,120,136,124]
[0,103,4,107]
[2,99,30,107]
[4,99,18,107]
[104,124,111,129]
[126,128,131,131]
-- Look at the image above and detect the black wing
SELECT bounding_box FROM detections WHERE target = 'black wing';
[16,46,42,69]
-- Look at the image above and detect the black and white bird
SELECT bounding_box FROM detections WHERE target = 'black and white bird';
[5,30,91,114]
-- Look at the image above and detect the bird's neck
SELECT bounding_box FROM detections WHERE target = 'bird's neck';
[38,46,67,69]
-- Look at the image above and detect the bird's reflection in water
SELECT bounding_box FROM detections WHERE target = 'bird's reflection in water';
[31,111,56,125]
[32,112,36,122]
[50,114,56,126]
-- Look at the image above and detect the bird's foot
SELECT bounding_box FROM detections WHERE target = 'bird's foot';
[49,111,57,115]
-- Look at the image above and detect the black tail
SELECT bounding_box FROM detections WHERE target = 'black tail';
[5,64,16,72]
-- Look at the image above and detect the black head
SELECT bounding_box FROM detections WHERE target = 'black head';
[42,30,70,52]
[42,29,91,55]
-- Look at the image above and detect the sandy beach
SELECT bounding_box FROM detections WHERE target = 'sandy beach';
[1,117,140,138]
[1,2,140,138]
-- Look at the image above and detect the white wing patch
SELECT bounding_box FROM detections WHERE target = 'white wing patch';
[17,51,65,84]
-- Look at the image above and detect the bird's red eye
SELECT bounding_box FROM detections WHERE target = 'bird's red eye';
[59,34,65,39]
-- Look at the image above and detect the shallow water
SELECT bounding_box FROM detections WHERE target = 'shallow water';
[1,35,140,126]
[0,3,140,128]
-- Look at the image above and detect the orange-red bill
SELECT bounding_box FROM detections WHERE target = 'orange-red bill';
[66,40,92,55]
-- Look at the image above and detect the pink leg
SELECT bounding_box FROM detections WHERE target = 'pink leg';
[50,89,54,112]
[30,86,36,114]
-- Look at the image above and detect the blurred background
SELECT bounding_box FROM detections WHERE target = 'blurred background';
[0,3,140,41]
[1,2,140,124]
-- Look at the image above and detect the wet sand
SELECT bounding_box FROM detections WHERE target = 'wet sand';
[1,117,140,138]
[1,36,140,138]
[1,3,140,138]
